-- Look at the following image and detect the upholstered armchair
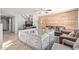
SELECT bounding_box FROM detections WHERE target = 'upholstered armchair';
[51,30,79,50]
[51,38,79,50]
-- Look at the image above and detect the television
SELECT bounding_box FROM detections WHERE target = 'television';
[25,21,33,27]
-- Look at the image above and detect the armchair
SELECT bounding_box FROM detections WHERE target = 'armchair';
[51,38,79,50]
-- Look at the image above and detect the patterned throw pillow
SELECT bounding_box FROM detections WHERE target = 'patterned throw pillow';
[68,31,75,37]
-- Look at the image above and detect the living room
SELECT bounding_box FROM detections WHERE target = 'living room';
[0,8,79,50]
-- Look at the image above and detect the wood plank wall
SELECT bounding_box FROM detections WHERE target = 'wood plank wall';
[38,10,78,30]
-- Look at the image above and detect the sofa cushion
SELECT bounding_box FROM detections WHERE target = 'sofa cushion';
[62,39,74,47]
[51,43,72,50]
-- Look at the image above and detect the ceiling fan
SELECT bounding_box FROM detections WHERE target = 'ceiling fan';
[39,8,52,14]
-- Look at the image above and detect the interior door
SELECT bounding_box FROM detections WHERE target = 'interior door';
[11,16,15,33]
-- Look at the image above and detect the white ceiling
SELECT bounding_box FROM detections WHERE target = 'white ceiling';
[0,8,76,16]
[0,8,41,16]
[38,8,76,16]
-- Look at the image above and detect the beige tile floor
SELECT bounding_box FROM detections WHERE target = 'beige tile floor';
[3,31,32,50]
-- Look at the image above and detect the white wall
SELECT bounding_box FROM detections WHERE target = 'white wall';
[0,8,1,23]
[1,8,41,33]
[33,12,44,29]
[0,9,3,49]
[0,24,3,49]
[78,9,79,28]
[33,14,39,28]
[1,8,26,33]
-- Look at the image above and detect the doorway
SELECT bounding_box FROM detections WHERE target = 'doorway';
[1,16,15,33]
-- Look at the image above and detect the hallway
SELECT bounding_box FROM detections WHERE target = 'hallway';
[3,31,32,50]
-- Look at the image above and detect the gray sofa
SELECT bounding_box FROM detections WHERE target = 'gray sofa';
[18,28,55,50]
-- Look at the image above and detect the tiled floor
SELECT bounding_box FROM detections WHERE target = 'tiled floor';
[3,31,32,50]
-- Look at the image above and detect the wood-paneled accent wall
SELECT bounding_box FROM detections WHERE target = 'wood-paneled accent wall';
[38,10,78,30]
